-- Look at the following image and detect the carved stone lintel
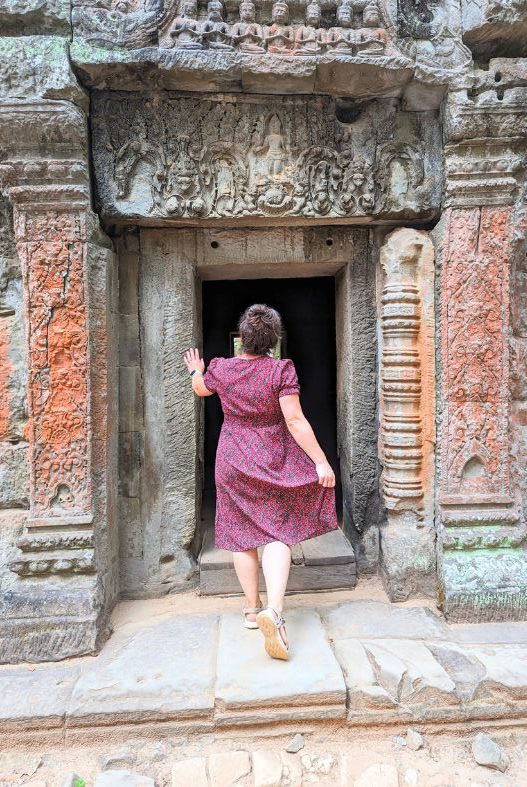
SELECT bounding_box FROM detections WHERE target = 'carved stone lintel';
[379,227,435,520]
[91,92,440,224]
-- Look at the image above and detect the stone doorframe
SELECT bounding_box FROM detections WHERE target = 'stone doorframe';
[129,226,380,596]
[118,224,438,602]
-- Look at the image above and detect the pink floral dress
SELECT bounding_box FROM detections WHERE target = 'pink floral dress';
[203,355,339,552]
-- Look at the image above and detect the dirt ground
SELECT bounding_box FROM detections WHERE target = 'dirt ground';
[1,724,525,786]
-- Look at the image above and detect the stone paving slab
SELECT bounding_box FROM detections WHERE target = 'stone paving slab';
[214,609,347,726]
[321,600,449,641]
[327,607,527,725]
[450,621,527,644]
[67,615,219,726]
[0,664,81,732]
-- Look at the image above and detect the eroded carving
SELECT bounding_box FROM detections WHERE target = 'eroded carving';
[231,0,265,52]
[293,2,323,55]
[398,0,472,81]
[379,228,435,518]
[73,0,395,58]
[9,551,95,576]
[72,0,162,49]
[168,0,202,48]
[202,0,233,49]
[13,205,92,522]
[440,207,514,506]
[93,93,439,222]
[326,3,355,53]
[265,0,294,53]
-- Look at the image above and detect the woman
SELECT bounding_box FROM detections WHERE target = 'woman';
[184,303,338,660]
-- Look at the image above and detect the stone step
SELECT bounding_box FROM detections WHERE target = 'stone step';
[214,608,347,726]
[199,527,357,595]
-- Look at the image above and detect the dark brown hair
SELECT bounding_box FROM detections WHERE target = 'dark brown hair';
[238,303,282,355]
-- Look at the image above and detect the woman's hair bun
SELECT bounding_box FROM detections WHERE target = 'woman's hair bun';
[238,303,282,355]
[247,305,272,326]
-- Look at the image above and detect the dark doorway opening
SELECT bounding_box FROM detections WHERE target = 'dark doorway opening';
[202,277,342,523]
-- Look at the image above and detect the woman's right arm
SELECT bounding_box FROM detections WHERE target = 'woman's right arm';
[279,394,335,488]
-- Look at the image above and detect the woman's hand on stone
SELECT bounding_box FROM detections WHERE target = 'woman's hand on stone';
[315,461,335,488]
[184,347,205,373]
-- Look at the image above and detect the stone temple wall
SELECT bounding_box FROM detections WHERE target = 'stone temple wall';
[0,0,527,661]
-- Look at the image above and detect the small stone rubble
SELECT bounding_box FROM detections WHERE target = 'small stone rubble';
[471,733,510,773]
[2,721,525,786]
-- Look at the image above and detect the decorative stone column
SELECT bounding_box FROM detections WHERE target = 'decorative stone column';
[378,228,436,600]
[436,65,527,621]
[0,100,118,662]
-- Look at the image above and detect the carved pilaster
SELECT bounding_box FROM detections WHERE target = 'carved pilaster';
[378,228,436,601]
[436,70,527,621]
[380,228,435,517]
[0,100,117,662]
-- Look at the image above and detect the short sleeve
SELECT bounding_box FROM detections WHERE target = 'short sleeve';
[278,358,300,397]
[203,357,221,394]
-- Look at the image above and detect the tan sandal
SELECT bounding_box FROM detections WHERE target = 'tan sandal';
[243,605,263,629]
[256,606,289,660]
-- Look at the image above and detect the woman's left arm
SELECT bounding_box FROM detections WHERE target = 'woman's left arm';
[183,348,215,397]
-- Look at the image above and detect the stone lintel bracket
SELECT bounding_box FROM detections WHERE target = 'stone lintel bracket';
[378,227,437,601]
[0,100,115,662]
[437,79,527,621]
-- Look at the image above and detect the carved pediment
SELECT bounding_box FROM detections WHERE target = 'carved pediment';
[91,92,441,224]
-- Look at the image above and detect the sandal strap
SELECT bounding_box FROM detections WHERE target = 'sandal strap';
[266,606,286,628]
[243,606,262,615]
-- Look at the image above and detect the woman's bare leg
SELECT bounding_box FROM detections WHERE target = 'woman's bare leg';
[232,548,261,622]
[261,541,291,645]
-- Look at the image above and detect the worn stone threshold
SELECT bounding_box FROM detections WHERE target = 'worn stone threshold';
[2,599,527,744]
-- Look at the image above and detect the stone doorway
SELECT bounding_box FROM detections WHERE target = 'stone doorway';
[117,226,380,599]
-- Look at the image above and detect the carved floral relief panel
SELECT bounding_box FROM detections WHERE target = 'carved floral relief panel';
[14,208,92,521]
[91,92,440,223]
[440,206,514,505]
